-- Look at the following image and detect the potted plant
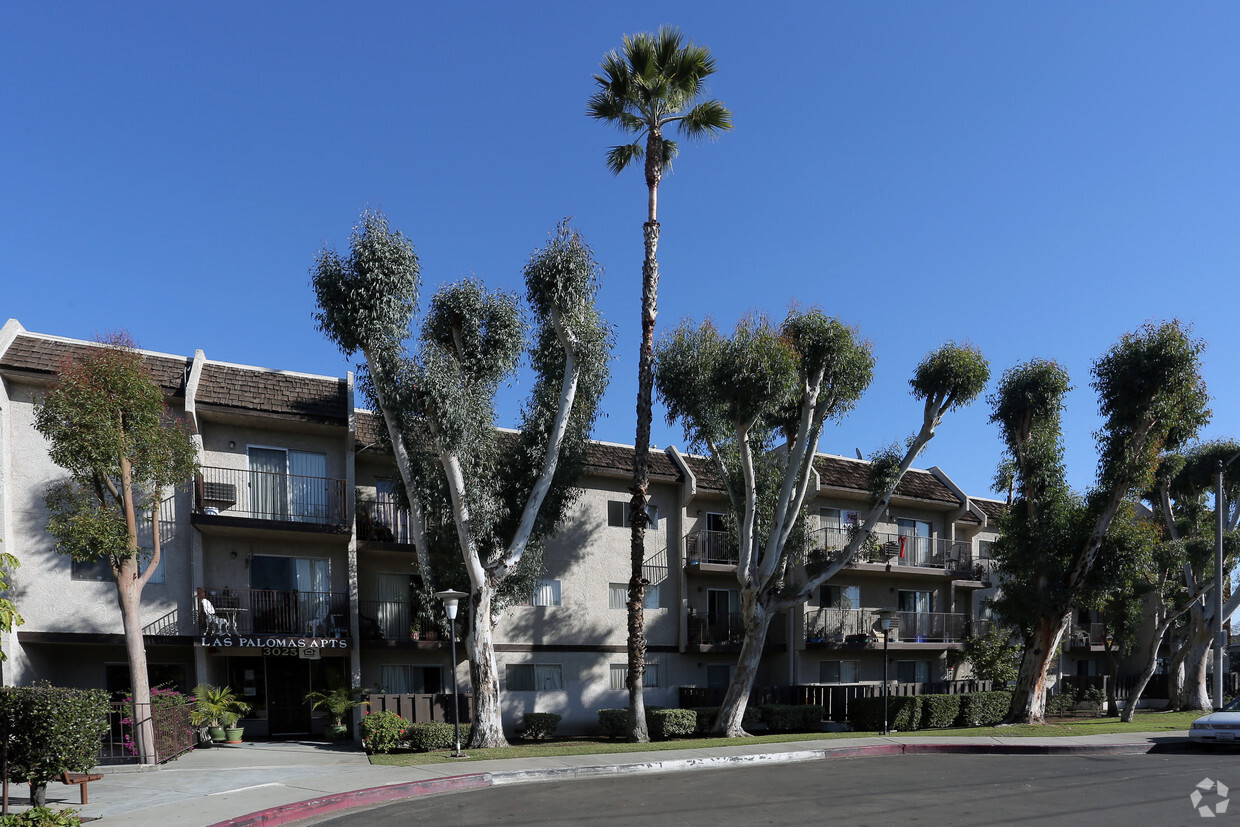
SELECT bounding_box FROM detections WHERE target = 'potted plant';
[191,683,251,744]
[305,686,369,741]
[409,619,421,641]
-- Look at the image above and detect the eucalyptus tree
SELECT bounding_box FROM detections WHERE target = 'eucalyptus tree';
[655,309,988,736]
[589,27,730,741]
[988,321,1210,723]
[314,215,610,747]
[34,333,198,763]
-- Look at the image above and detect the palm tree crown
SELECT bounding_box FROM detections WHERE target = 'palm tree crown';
[587,26,731,181]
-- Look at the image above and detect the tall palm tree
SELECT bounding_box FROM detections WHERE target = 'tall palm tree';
[588,27,730,742]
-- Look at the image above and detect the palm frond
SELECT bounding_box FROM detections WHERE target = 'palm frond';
[661,139,678,173]
[587,91,628,123]
[606,142,644,175]
[677,99,732,138]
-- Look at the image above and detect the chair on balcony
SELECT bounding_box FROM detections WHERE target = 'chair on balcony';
[306,607,328,637]
[200,598,230,636]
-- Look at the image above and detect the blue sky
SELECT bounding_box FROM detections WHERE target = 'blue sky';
[3,2,1237,500]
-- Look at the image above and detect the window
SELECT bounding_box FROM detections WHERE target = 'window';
[75,494,174,582]
[609,583,658,610]
[896,518,933,565]
[610,661,660,690]
[506,663,564,691]
[898,590,933,614]
[819,660,859,683]
[72,557,112,582]
[380,665,443,694]
[896,660,931,684]
[248,447,330,523]
[607,500,658,529]
[977,540,994,559]
[819,508,858,532]
[529,579,561,607]
[706,664,731,689]
[705,512,727,533]
[822,585,860,609]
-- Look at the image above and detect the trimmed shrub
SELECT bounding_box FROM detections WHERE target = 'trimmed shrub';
[361,711,407,754]
[597,708,627,739]
[1045,689,1077,717]
[920,694,962,729]
[689,706,760,734]
[0,685,109,791]
[647,708,696,740]
[847,696,922,732]
[757,705,825,733]
[955,691,1012,727]
[520,712,561,740]
[405,721,472,752]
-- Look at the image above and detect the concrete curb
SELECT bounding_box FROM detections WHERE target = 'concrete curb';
[207,740,1160,826]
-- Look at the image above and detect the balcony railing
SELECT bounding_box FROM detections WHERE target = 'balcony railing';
[684,530,738,566]
[804,608,981,644]
[194,466,348,526]
[1069,622,1108,648]
[357,496,412,544]
[198,587,349,637]
[687,611,786,647]
[815,528,979,572]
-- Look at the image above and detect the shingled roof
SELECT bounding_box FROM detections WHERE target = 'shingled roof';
[583,442,681,483]
[974,497,1008,522]
[814,455,962,505]
[1,333,191,396]
[193,363,348,425]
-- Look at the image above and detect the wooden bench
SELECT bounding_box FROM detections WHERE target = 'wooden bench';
[60,771,103,804]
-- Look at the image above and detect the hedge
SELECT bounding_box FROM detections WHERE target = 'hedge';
[647,708,696,740]
[847,695,922,732]
[361,711,407,754]
[920,694,961,729]
[756,704,825,733]
[689,706,760,734]
[597,709,627,739]
[955,691,1012,727]
[0,685,109,789]
[405,721,472,752]
[520,712,561,740]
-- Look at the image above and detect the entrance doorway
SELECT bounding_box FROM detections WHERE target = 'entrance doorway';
[266,658,312,735]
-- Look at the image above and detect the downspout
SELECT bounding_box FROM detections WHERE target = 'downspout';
[665,446,695,655]
[184,349,208,683]
[345,371,363,737]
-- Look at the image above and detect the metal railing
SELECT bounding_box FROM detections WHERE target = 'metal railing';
[103,699,196,764]
[357,496,412,543]
[815,528,980,572]
[198,587,350,637]
[687,611,786,646]
[804,608,980,644]
[684,530,738,566]
[194,466,348,526]
[680,680,995,723]
[1068,622,1108,648]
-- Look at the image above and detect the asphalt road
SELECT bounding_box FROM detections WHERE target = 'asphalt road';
[309,750,1239,826]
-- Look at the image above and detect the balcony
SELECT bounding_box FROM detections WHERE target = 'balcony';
[357,495,413,546]
[687,610,786,650]
[193,466,348,532]
[356,599,458,645]
[815,528,985,576]
[684,530,738,568]
[1069,623,1108,649]
[197,587,350,638]
[804,608,981,646]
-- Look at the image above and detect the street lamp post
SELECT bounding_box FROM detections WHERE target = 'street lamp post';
[1215,453,1240,710]
[436,589,470,758]
[877,609,897,735]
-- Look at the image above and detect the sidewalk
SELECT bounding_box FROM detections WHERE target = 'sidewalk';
[11,731,1190,827]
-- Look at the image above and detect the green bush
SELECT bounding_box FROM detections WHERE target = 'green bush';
[361,711,408,754]
[0,685,109,790]
[955,691,1012,726]
[689,706,760,734]
[0,807,82,826]
[847,696,922,731]
[756,705,825,733]
[1045,689,1077,717]
[920,694,962,729]
[520,712,561,740]
[597,708,627,739]
[647,708,696,740]
[405,721,471,752]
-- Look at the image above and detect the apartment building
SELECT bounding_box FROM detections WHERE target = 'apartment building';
[0,320,1002,735]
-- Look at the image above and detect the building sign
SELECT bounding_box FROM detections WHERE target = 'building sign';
[197,635,349,651]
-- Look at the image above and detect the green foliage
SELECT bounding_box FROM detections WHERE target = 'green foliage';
[646,708,696,740]
[360,711,408,754]
[956,691,1014,727]
[0,685,110,785]
[959,622,1021,684]
[519,712,561,740]
[688,706,759,734]
[597,708,628,739]
[755,705,824,733]
[920,695,962,729]
[0,546,23,660]
[0,807,83,826]
[189,684,251,729]
[304,687,368,727]
[909,342,990,412]
[587,26,731,179]
[847,696,922,732]
[404,721,472,752]
[1045,689,1078,717]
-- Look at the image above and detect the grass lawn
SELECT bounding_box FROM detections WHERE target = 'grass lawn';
[367,709,1199,766]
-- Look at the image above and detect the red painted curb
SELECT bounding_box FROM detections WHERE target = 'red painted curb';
[207,773,492,827]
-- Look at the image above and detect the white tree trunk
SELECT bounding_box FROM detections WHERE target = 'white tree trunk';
[465,582,507,748]
[1006,613,1069,723]
[117,557,156,763]
[712,597,772,737]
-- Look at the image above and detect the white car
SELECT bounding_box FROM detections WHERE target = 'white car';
[1189,698,1240,745]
